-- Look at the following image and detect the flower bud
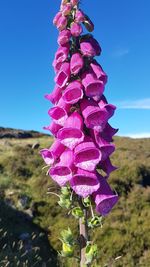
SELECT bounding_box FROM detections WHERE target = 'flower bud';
[57,15,68,31]
[57,29,71,46]
[83,15,94,32]
[88,216,103,228]
[62,3,72,16]
[71,207,84,218]
[75,10,85,23]
[80,37,101,57]
[53,12,62,26]
[71,22,83,37]
[70,53,84,75]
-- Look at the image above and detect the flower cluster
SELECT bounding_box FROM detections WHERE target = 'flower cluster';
[41,0,118,216]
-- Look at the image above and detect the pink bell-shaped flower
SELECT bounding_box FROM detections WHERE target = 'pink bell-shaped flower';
[49,149,75,186]
[70,53,84,75]
[57,112,84,149]
[53,12,62,26]
[82,71,104,98]
[93,175,118,216]
[80,37,101,57]
[75,10,85,23]
[45,85,62,104]
[48,106,68,126]
[57,29,71,46]
[57,97,71,113]
[71,22,83,37]
[62,3,72,16]
[70,169,100,198]
[80,98,108,131]
[40,139,66,165]
[56,15,68,31]
[53,46,69,65]
[101,123,118,142]
[55,62,70,88]
[62,81,83,104]
[91,131,115,161]
[98,97,116,120]
[90,62,108,84]
[74,137,102,171]
[99,157,117,178]
[43,122,62,137]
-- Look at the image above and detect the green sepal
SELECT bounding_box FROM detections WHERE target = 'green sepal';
[88,216,103,229]
[71,207,84,219]
[60,228,74,246]
[61,242,74,258]
[61,186,71,197]
[85,243,98,264]
[82,196,91,207]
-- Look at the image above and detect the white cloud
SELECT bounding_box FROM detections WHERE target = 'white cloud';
[112,48,129,58]
[119,133,150,139]
[116,98,150,110]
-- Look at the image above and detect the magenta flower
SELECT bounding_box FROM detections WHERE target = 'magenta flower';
[53,12,62,26]
[90,62,107,84]
[74,137,101,171]
[40,139,65,165]
[62,3,72,16]
[62,81,83,104]
[93,175,118,216]
[80,37,101,57]
[101,123,118,142]
[42,0,119,218]
[48,106,68,126]
[57,29,71,46]
[70,169,100,198]
[91,131,115,161]
[57,97,71,113]
[99,157,117,178]
[75,10,85,23]
[55,62,70,88]
[70,53,84,75]
[43,122,62,137]
[44,85,62,104]
[71,22,83,37]
[80,98,108,131]
[56,15,68,31]
[49,149,75,186]
[57,112,84,149]
[82,71,104,98]
[53,46,69,65]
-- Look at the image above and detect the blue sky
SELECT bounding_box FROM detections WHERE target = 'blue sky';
[0,0,150,138]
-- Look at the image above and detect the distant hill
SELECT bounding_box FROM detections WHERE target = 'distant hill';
[0,128,150,266]
[0,127,49,139]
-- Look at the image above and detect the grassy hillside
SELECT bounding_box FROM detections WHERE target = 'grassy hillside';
[0,130,150,266]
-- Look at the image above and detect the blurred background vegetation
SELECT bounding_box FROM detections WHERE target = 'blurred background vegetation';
[0,127,150,267]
